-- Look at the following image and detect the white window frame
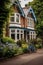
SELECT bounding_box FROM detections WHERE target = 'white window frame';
[10,13,16,23]
[15,13,20,23]
[10,13,20,23]
[28,17,34,27]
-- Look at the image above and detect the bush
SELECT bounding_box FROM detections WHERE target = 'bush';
[4,46,14,58]
[37,38,42,44]
[22,44,28,53]
[30,39,38,44]
[16,40,27,47]
[12,44,19,55]
[17,47,23,55]
[35,44,42,49]
[0,45,4,58]
[1,37,15,43]
[0,43,19,58]
[30,38,42,49]
[27,44,37,53]
[35,38,42,49]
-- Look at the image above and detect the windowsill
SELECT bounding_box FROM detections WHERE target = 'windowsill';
[10,22,21,25]
[27,25,32,27]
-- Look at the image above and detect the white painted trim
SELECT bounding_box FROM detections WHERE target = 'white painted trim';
[15,13,20,24]
[9,28,24,42]
[27,27,34,30]
[10,13,20,24]
[9,29,11,38]
[10,13,16,23]
[27,17,34,27]
[9,23,21,27]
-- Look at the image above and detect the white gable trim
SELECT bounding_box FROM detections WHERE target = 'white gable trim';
[28,6,36,22]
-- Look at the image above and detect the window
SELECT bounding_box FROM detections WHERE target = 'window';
[16,13,19,22]
[33,32,34,34]
[17,30,19,33]
[29,21,31,26]
[10,13,20,23]
[10,14,15,22]
[11,34,15,39]
[11,29,15,39]
[27,32,29,34]
[31,35,32,40]
[30,32,32,34]
[10,17,14,22]
[21,30,23,33]
[28,18,33,26]
[17,34,19,39]
[21,34,23,40]
[27,35,29,39]
[28,19,31,26]
[11,30,15,33]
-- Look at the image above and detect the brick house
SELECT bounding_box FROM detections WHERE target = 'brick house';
[6,0,36,42]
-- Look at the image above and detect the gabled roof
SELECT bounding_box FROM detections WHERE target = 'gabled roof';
[23,6,36,22]
[28,6,36,22]
[12,0,25,17]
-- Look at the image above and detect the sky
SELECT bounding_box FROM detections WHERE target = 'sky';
[19,0,33,7]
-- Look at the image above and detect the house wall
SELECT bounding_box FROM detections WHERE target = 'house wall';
[9,5,35,29]
[6,5,36,42]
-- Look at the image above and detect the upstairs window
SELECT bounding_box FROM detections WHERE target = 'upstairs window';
[28,18,33,27]
[16,13,20,23]
[28,19,32,26]
[10,13,15,22]
[10,13,20,23]
[10,17,14,22]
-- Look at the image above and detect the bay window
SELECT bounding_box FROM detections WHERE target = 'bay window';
[10,13,20,23]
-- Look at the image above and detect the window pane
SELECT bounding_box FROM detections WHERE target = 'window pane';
[27,32,29,34]
[16,14,19,22]
[17,34,19,39]
[33,32,34,34]
[10,17,14,22]
[21,30,23,33]
[11,30,15,33]
[31,35,32,40]
[21,34,23,40]
[27,35,29,39]
[31,32,32,34]
[17,30,19,33]
[11,34,15,39]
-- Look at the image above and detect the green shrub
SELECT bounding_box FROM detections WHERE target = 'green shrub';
[1,37,15,43]
[0,46,4,58]
[22,44,28,53]
[35,44,42,49]
[5,44,19,57]
[17,47,23,55]
[30,39,38,44]
[35,38,42,49]
[37,38,42,44]
[0,43,19,58]
[16,40,27,47]
[12,44,19,55]
[4,46,14,57]
[0,45,14,58]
